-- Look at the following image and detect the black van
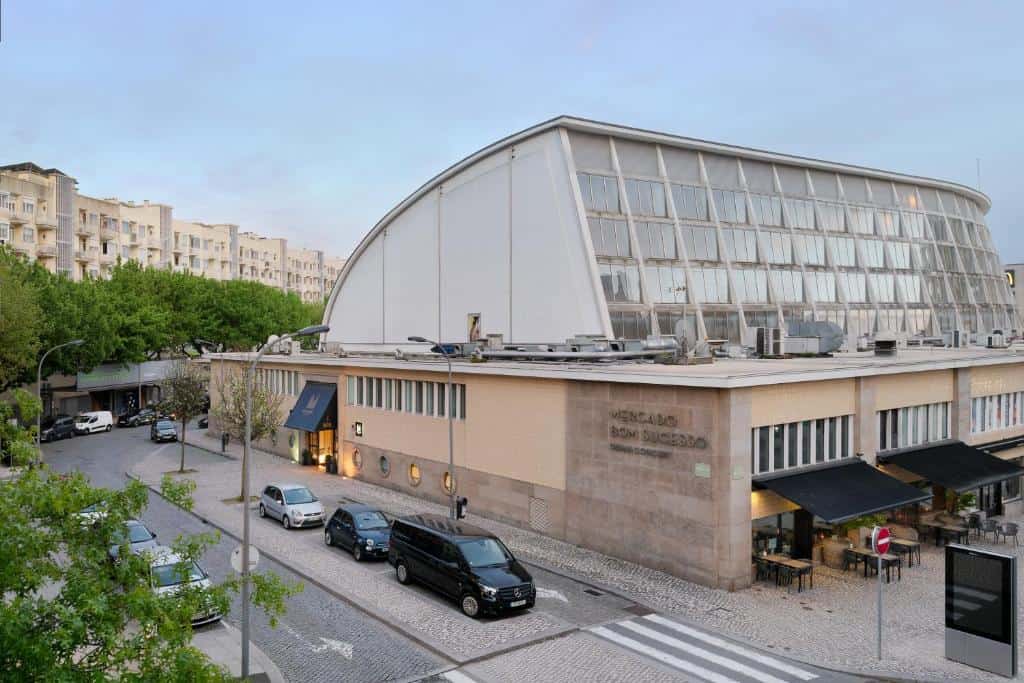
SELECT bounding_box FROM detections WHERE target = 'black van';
[40,415,76,442]
[388,514,535,618]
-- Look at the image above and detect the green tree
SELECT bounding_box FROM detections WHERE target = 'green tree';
[159,361,209,473]
[0,404,300,679]
[0,253,42,391]
[211,367,284,500]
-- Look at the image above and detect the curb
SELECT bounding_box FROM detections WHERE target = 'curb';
[183,436,239,461]
[126,470,456,666]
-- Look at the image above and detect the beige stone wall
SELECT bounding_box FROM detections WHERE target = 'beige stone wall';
[971,364,1024,397]
[749,379,855,427]
[872,370,954,411]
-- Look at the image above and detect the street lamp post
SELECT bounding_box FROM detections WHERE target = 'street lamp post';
[408,335,455,519]
[240,324,328,679]
[37,339,84,466]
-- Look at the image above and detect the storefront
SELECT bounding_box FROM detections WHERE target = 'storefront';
[283,381,338,466]
[76,360,172,414]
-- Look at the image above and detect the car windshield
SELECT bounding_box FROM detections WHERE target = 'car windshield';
[283,487,316,505]
[457,538,512,567]
[128,524,155,543]
[353,511,388,530]
[156,420,174,429]
[152,561,205,587]
[41,418,57,429]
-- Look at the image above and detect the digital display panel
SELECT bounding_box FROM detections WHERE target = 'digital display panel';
[946,547,1013,644]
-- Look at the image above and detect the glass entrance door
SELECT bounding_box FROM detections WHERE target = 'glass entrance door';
[307,429,336,465]
[979,483,1003,517]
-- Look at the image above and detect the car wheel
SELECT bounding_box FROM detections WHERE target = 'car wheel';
[396,561,411,585]
[460,594,481,618]
[106,424,112,432]
[324,530,332,546]
[353,545,363,562]
[282,515,291,530]
[258,504,266,518]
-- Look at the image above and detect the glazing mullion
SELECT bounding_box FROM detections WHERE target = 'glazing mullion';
[608,139,654,333]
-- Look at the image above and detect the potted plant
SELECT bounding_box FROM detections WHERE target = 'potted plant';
[301,448,312,466]
[325,454,337,475]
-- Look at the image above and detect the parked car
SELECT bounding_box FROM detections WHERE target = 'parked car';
[74,411,114,434]
[40,415,76,442]
[118,408,157,428]
[148,546,220,626]
[76,502,108,526]
[324,504,391,561]
[197,415,209,429]
[150,419,178,442]
[258,483,325,529]
[108,519,159,561]
[388,514,535,618]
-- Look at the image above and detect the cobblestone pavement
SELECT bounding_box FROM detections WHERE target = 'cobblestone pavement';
[177,428,1023,682]
[43,428,445,683]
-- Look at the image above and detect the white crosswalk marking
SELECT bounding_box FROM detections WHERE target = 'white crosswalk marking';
[620,622,790,683]
[591,626,742,683]
[442,670,477,683]
[643,614,818,681]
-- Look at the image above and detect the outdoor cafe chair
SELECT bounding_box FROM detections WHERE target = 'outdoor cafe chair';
[999,522,1019,547]
[967,514,982,538]
[981,518,999,542]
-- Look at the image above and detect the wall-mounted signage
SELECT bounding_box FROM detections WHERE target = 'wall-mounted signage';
[607,408,708,457]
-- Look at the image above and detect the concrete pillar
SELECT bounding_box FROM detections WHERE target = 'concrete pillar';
[855,377,878,464]
[713,387,753,590]
[951,368,971,441]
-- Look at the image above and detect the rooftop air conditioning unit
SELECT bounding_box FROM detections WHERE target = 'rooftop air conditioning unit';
[287,340,302,355]
[875,331,898,357]
[944,329,969,348]
[755,327,783,357]
[987,332,1007,349]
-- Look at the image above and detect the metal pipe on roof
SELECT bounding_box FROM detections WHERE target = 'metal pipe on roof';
[479,349,674,361]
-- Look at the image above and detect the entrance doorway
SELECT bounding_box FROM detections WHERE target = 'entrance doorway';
[979,482,1003,517]
[307,428,336,466]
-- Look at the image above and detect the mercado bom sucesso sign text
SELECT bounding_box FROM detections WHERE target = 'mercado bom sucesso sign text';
[608,409,708,458]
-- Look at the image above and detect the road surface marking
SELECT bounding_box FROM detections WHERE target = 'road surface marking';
[442,670,477,683]
[590,626,741,683]
[644,614,817,680]
[535,586,569,602]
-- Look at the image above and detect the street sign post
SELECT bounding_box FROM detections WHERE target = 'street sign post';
[871,526,891,659]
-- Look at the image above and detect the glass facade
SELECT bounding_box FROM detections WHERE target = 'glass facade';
[574,139,1016,343]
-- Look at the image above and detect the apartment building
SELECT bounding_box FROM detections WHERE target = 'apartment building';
[0,162,346,298]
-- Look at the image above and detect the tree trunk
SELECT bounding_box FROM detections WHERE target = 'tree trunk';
[179,421,186,472]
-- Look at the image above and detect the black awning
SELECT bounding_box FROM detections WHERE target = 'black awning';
[754,460,931,523]
[878,440,1024,492]
[284,382,336,432]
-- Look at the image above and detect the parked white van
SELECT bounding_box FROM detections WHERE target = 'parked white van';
[74,411,114,434]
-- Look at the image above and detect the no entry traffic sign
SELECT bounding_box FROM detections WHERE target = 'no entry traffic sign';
[872,526,891,555]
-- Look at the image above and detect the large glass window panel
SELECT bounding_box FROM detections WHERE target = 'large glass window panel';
[898,274,923,302]
[784,198,815,230]
[928,214,949,241]
[671,184,709,221]
[722,228,757,262]
[915,243,939,270]
[848,206,874,234]
[840,272,867,302]
[875,209,900,236]
[960,248,977,273]
[769,270,804,303]
[636,222,676,260]
[902,212,926,239]
[871,273,896,302]
[646,264,687,303]
[939,245,960,271]
[887,241,911,269]
[599,263,641,302]
[734,269,768,303]
[588,218,630,257]
[681,225,718,261]
[692,268,729,303]
[763,232,792,264]
[926,275,948,303]
[949,218,969,245]
[750,194,783,227]
[579,173,619,213]
[808,271,837,302]
[818,202,845,232]
[609,310,651,339]
[828,236,857,267]
[794,234,826,265]
[625,179,666,217]
[862,240,885,268]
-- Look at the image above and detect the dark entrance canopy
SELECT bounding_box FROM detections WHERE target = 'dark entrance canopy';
[878,440,1024,493]
[754,460,931,523]
[284,382,337,432]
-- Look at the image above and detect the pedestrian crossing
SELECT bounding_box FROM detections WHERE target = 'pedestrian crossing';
[588,613,826,683]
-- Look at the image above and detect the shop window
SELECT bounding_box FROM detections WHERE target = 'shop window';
[1003,460,1022,502]
[408,463,421,487]
[379,455,390,477]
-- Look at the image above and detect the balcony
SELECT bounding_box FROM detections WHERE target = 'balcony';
[11,243,30,255]
[36,215,57,230]
[101,227,117,240]
[74,249,90,262]
[75,224,92,237]
[37,244,57,258]
[99,252,115,264]
[9,213,29,226]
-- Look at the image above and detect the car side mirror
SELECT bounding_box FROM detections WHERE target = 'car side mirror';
[152,532,157,538]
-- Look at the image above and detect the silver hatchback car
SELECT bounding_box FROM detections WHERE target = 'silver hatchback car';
[258,483,325,529]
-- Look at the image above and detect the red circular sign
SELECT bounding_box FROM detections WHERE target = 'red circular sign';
[872,526,891,555]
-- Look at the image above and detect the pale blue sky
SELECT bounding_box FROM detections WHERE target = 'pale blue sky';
[2,1,1022,259]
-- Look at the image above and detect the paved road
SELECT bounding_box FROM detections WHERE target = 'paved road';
[45,425,872,683]
[43,426,446,683]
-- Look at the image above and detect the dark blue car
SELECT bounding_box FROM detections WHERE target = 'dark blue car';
[324,504,391,561]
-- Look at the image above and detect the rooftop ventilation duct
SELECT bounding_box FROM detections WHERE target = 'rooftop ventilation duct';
[786,320,844,354]
[875,331,898,357]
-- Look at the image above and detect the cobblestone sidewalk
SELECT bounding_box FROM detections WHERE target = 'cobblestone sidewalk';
[168,430,1017,681]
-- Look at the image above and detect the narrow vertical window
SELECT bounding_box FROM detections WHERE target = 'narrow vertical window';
[758,426,770,473]
[438,382,446,418]
[801,421,812,465]
[459,385,467,419]
[815,419,825,463]
[385,380,392,410]
[356,377,364,406]
[787,422,798,468]
[773,425,784,470]
[346,376,355,405]
[375,378,383,409]
[425,382,435,416]
[415,381,423,414]
[841,415,850,459]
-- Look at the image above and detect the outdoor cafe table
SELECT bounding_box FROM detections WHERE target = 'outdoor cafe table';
[920,521,969,547]
[847,547,902,583]
[763,554,814,592]
[889,538,922,567]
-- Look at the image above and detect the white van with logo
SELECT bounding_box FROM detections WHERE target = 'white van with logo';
[74,411,114,434]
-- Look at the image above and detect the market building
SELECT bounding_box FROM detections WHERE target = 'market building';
[209,117,1024,590]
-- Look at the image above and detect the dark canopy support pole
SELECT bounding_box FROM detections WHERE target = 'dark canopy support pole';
[933,484,947,512]
[793,509,814,559]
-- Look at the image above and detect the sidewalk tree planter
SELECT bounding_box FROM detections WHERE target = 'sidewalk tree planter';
[159,360,209,473]
[211,367,283,501]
